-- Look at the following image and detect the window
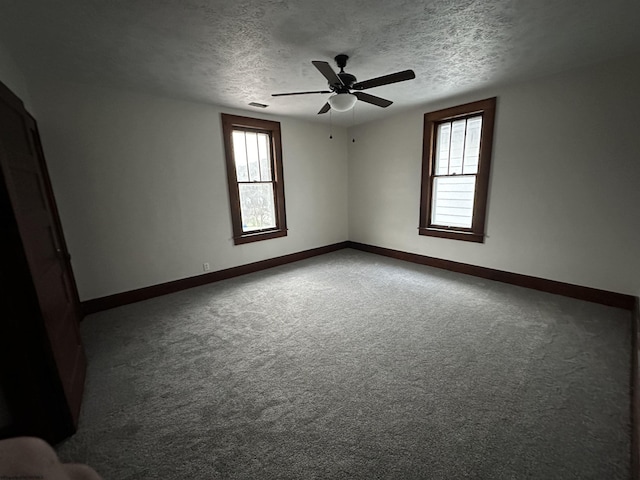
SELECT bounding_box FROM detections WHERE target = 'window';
[221,114,287,245]
[419,97,496,243]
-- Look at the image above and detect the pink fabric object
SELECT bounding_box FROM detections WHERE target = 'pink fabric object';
[0,437,101,480]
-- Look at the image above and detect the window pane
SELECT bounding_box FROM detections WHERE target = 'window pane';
[239,183,276,232]
[431,176,476,228]
[232,131,249,181]
[435,122,451,175]
[448,119,466,175]
[244,131,261,182]
[257,133,272,181]
[463,116,482,174]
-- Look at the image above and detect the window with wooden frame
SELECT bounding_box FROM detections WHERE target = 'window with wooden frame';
[221,114,287,245]
[419,97,496,243]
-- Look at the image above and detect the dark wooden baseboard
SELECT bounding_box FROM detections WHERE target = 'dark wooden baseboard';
[633,297,640,480]
[81,241,349,315]
[346,241,635,310]
[84,239,635,315]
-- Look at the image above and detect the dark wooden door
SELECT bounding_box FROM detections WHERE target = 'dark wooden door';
[0,81,85,437]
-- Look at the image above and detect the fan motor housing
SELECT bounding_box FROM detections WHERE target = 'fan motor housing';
[336,72,356,91]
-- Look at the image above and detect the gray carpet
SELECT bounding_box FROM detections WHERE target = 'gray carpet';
[56,249,631,479]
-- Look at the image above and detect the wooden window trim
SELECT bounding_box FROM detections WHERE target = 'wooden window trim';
[221,114,287,245]
[418,97,496,243]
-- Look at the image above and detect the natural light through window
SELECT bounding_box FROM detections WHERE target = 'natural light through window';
[431,116,482,228]
[419,97,496,243]
[232,130,276,232]
[221,114,287,245]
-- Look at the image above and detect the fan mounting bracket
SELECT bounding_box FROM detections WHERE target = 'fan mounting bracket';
[335,54,349,71]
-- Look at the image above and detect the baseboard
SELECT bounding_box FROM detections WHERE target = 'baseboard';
[346,241,635,310]
[81,241,349,315]
[84,240,635,315]
[633,297,640,480]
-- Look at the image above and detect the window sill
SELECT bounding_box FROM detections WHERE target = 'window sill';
[233,228,287,245]
[418,227,484,243]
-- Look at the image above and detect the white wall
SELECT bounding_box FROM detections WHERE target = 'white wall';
[28,82,349,301]
[13,53,640,300]
[0,42,32,112]
[349,54,640,296]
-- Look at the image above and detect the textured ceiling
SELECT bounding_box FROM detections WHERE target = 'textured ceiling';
[0,0,639,126]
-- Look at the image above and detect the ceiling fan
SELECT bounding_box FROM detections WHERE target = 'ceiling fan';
[272,54,416,114]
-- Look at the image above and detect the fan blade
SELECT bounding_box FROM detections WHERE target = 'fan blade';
[272,90,332,97]
[352,69,415,90]
[312,61,343,87]
[354,92,393,108]
[318,102,331,114]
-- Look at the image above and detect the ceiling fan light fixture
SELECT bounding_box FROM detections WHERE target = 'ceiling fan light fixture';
[328,93,357,112]
[272,56,415,115]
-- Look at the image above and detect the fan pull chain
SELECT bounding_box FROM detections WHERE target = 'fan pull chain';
[352,104,356,143]
[329,109,333,139]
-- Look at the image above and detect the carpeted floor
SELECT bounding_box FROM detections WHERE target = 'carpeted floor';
[56,249,631,479]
